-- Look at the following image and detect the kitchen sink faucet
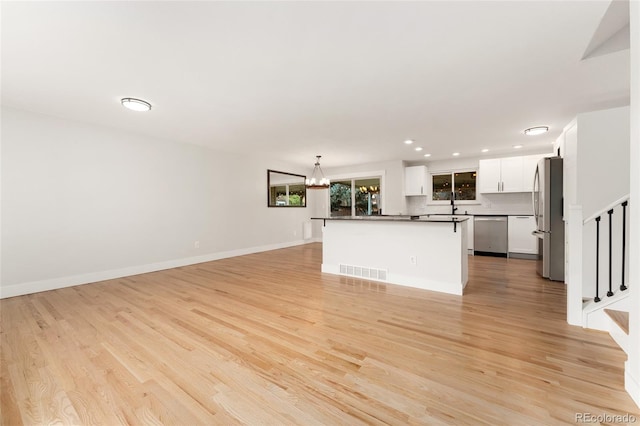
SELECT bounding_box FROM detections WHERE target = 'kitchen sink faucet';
[451,191,458,215]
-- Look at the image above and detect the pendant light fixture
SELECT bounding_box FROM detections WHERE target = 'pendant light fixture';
[305,155,330,189]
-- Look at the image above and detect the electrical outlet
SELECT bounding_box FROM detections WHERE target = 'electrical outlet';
[410,255,417,265]
[194,240,200,249]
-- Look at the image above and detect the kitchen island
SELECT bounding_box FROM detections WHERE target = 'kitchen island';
[312,216,469,295]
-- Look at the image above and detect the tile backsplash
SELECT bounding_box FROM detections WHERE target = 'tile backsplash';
[407,192,534,216]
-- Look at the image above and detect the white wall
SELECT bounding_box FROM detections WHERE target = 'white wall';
[576,106,630,220]
[559,106,630,298]
[1,107,313,297]
[627,0,640,408]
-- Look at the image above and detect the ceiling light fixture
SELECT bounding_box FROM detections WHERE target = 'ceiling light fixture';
[423,153,431,157]
[513,145,523,149]
[415,147,423,152]
[524,126,549,136]
[481,148,489,153]
[404,139,414,145]
[305,155,330,189]
[452,152,460,156]
[121,97,152,112]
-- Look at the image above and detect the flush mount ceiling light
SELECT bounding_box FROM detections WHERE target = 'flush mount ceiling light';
[415,147,423,152]
[513,145,523,149]
[481,148,489,153]
[423,153,431,157]
[305,155,330,189]
[404,139,414,145]
[452,152,460,156]
[121,97,152,112]
[524,126,549,136]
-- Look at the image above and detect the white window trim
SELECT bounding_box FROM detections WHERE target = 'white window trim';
[427,169,480,206]
[326,170,386,216]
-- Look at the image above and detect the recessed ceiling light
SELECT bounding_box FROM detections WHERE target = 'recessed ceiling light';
[415,147,423,152]
[513,145,523,149]
[404,139,414,145]
[121,97,152,112]
[481,148,489,153]
[524,126,549,136]
[423,153,431,157]
[452,152,460,156]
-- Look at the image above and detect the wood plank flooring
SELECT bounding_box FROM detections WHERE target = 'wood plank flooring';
[1,243,639,425]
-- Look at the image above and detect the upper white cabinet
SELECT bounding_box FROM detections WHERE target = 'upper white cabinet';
[479,158,521,193]
[479,154,545,193]
[499,157,525,192]
[404,166,428,196]
[478,159,502,193]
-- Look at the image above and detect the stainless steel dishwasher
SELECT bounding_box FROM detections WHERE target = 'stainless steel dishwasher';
[474,216,508,257]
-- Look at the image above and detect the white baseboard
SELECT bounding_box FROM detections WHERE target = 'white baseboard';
[626,363,640,409]
[0,239,313,299]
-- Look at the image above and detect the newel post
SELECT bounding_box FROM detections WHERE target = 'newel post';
[567,205,584,326]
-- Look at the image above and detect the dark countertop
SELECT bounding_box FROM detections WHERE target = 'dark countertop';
[414,213,532,217]
[311,215,470,223]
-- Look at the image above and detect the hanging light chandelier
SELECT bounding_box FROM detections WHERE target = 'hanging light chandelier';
[305,155,330,189]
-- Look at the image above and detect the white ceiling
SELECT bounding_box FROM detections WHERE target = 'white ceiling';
[1,1,630,168]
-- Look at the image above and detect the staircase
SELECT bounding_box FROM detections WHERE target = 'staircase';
[575,195,630,353]
[605,309,629,353]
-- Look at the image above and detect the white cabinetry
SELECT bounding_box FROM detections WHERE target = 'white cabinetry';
[404,166,428,196]
[500,157,525,192]
[478,159,502,193]
[479,158,521,193]
[508,215,537,255]
[466,217,474,252]
[479,154,545,193]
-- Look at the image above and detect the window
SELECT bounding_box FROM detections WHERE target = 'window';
[355,178,381,216]
[330,177,382,217]
[431,171,477,202]
[432,174,453,200]
[330,180,352,216]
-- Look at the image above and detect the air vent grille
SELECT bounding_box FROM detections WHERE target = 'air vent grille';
[338,264,387,281]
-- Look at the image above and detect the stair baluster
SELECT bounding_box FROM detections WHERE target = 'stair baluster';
[621,201,628,291]
[607,209,614,297]
[595,216,601,303]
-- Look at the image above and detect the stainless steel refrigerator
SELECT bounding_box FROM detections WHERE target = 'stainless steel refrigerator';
[532,157,564,281]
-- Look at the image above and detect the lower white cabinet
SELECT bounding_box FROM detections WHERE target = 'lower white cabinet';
[508,216,537,255]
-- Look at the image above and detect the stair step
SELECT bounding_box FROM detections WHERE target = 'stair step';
[604,309,629,334]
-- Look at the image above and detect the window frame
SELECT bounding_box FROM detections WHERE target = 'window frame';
[427,169,479,205]
[326,170,386,217]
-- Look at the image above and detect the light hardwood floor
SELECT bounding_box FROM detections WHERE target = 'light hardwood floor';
[1,243,638,425]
